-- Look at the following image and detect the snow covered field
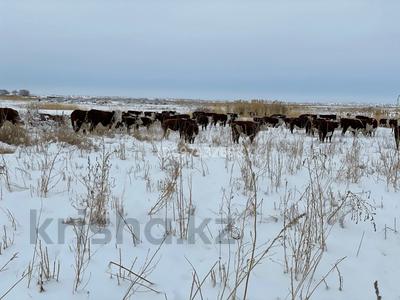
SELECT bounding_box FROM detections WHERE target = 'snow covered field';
[0,105,399,300]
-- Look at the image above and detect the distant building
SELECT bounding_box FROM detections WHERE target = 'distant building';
[0,89,9,95]
[18,89,30,96]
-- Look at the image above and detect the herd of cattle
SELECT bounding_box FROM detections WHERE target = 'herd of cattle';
[0,107,400,149]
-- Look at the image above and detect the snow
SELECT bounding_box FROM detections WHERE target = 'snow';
[0,105,399,300]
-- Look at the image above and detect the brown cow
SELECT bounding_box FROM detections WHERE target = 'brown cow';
[231,121,260,143]
[0,108,23,127]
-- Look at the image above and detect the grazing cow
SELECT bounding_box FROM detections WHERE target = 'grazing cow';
[86,109,122,132]
[290,115,313,134]
[355,116,377,136]
[71,109,88,132]
[340,118,365,135]
[212,113,228,127]
[39,113,66,125]
[119,112,143,133]
[284,117,295,128]
[313,119,339,142]
[253,116,281,128]
[395,126,400,150]
[231,121,260,143]
[196,114,209,130]
[179,119,199,143]
[0,108,23,127]
[192,111,207,119]
[138,117,154,130]
[162,118,184,138]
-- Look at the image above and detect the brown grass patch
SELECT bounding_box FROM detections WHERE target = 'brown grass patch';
[25,102,80,111]
[41,127,95,150]
[207,100,290,117]
[0,122,32,146]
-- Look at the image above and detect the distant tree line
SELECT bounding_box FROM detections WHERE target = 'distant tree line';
[0,89,30,96]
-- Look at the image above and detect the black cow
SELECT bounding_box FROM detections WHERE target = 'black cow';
[179,119,199,143]
[231,121,260,143]
[71,110,88,132]
[313,119,339,142]
[395,126,400,150]
[290,115,313,134]
[212,113,228,127]
[0,108,23,127]
[196,114,209,130]
[340,118,365,136]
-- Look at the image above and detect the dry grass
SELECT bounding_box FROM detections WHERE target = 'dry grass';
[0,122,32,146]
[40,126,94,150]
[207,100,290,117]
[25,102,80,111]
[0,95,37,101]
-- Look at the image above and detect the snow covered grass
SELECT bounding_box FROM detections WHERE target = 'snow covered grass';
[0,120,399,299]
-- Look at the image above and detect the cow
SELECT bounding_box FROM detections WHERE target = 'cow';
[253,116,281,128]
[289,115,313,134]
[389,119,398,128]
[143,111,156,119]
[179,119,199,143]
[227,113,239,123]
[196,114,209,130]
[86,109,122,132]
[71,109,88,132]
[162,118,184,139]
[192,111,207,119]
[231,121,260,143]
[355,116,377,136]
[39,113,66,125]
[212,113,228,127]
[340,118,365,136]
[379,118,390,127]
[313,119,339,142]
[119,112,143,133]
[395,126,400,150]
[284,117,295,128]
[138,117,154,130]
[0,108,23,127]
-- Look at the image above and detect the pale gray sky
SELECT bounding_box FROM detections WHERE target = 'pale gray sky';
[1,0,399,103]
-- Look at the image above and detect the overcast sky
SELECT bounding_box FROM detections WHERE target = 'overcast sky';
[1,0,399,103]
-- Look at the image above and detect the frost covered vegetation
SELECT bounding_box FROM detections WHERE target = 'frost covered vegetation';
[0,107,399,300]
